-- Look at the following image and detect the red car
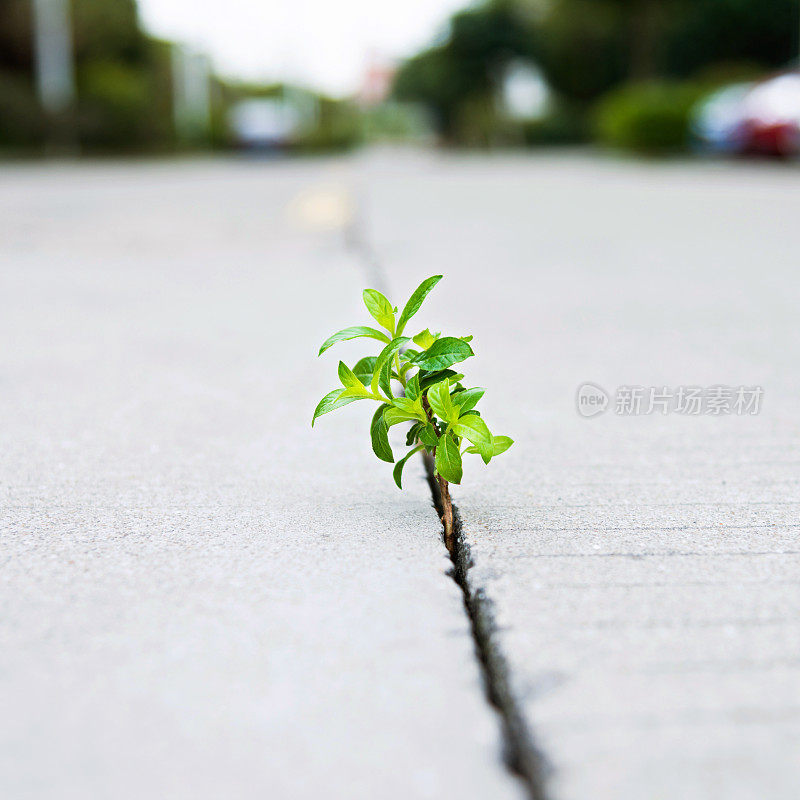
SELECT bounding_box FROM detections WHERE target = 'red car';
[739,72,800,157]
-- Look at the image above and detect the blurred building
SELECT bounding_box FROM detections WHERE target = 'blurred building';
[357,55,395,107]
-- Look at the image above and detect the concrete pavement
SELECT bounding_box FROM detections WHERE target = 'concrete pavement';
[0,159,522,800]
[363,150,800,798]
[3,150,799,799]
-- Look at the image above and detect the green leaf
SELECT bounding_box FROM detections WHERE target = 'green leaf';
[311,389,362,426]
[318,326,390,356]
[384,407,421,427]
[406,374,421,402]
[396,275,443,335]
[399,348,420,362]
[378,359,393,399]
[465,435,514,465]
[412,328,440,349]
[427,378,458,424]
[393,445,424,489]
[353,356,377,384]
[435,433,463,484]
[490,435,514,456]
[452,415,492,446]
[338,361,371,398]
[391,397,415,413]
[418,369,461,390]
[371,337,409,396]
[391,396,425,418]
[453,387,485,415]
[363,288,396,332]
[370,405,394,463]
[418,423,439,448]
[338,360,362,389]
[406,421,423,447]
[412,337,474,372]
[466,443,492,464]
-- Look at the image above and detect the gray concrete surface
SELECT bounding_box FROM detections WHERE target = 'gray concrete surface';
[0,159,524,800]
[363,150,800,799]
[4,150,800,800]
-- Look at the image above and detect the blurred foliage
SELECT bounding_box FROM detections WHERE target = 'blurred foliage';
[0,0,364,155]
[394,2,535,141]
[360,102,431,143]
[294,96,362,153]
[2,0,797,154]
[394,0,799,149]
[662,0,798,78]
[520,103,589,146]
[71,0,145,63]
[0,0,174,152]
[0,1,42,147]
[0,0,35,69]
[535,0,630,103]
[0,70,44,147]
[77,60,149,144]
[594,81,708,154]
[393,46,462,137]
[538,0,797,102]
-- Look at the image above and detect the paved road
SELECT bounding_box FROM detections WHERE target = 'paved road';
[2,151,799,799]
[363,150,800,799]
[0,159,521,800]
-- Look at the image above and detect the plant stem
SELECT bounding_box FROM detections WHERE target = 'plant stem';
[394,353,406,387]
[421,393,454,548]
[438,474,455,552]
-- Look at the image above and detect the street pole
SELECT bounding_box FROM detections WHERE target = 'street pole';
[172,45,212,146]
[31,0,76,151]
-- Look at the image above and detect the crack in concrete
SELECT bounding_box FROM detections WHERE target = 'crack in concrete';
[424,454,551,800]
[345,198,550,798]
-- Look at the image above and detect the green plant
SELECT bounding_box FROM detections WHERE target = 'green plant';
[312,275,513,547]
[520,103,590,147]
[594,81,707,154]
[0,71,45,149]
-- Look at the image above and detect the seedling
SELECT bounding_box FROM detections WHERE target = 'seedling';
[312,275,513,548]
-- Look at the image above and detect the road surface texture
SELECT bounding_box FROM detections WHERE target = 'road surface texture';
[0,159,522,800]
[362,150,800,799]
[2,150,799,799]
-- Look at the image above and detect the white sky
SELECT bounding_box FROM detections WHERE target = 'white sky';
[137,0,468,96]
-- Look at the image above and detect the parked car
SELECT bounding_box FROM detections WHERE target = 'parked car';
[692,71,800,157]
[739,72,800,156]
[691,82,753,153]
[229,98,302,150]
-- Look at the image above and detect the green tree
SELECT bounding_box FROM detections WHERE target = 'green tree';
[663,0,798,77]
[0,0,180,152]
[393,2,535,141]
[536,0,797,104]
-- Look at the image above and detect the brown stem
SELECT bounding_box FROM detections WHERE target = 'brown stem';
[421,394,455,550]
[438,474,455,552]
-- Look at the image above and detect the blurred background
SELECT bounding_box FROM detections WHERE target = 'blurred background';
[2,0,799,158]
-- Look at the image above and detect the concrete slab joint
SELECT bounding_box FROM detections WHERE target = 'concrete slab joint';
[426,461,550,800]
